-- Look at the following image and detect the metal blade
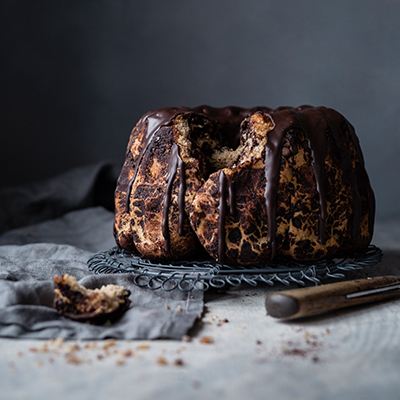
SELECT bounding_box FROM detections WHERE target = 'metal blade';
[346,283,400,299]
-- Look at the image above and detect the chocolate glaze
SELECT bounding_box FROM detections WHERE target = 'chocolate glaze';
[299,108,328,245]
[162,144,177,252]
[263,106,366,258]
[218,171,236,264]
[178,155,186,236]
[162,143,186,252]
[125,105,271,213]
[228,178,236,217]
[315,107,362,243]
[262,111,283,260]
[316,106,375,243]
[260,108,329,259]
[125,107,190,212]
[124,104,371,261]
[218,170,227,264]
[125,105,267,252]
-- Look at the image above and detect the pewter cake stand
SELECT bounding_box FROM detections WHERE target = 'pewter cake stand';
[87,245,382,292]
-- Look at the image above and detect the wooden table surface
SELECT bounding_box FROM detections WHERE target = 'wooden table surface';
[1,218,400,400]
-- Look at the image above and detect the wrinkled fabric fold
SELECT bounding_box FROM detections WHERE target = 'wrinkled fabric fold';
[0,164,204,340]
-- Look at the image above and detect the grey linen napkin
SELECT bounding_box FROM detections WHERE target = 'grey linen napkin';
[0,163,204,340]
[0,254,203,340]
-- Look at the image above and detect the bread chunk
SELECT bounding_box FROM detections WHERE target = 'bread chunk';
[53,274,131,324]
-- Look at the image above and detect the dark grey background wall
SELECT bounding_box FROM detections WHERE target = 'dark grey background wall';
[1,0,399,220]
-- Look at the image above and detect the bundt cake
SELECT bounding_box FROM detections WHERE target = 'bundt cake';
[113,105,375,265]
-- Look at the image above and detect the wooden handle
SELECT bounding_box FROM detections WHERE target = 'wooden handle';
[265,276,400,320]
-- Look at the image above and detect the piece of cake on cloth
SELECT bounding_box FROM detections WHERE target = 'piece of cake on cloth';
[53,274,131,324]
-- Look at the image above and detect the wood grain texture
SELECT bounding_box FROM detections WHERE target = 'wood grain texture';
[266,276,400,319]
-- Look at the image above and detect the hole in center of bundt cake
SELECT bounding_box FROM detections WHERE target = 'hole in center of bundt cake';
[174,113,243,178]
[173,111,275,180]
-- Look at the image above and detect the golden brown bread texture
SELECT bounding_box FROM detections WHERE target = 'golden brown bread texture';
[114,110,217,259]
[53,274,131,324]
[114,106,375,265]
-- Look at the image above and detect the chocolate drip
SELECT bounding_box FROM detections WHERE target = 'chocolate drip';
[344,118,375,240]
[228,178,236,216]
[178,155,186,236]
[264,108,329,258]
[315,107,363,243]
[125,107,190,213]
[162,144,187,252]
[162,144,179,252]
[301,108,328,244]
[125,105,272,213]
[263,112,284,260]
[343,118,375,240]
[264,106,368,259]
[218,170,227,264]
[218,174,235,264]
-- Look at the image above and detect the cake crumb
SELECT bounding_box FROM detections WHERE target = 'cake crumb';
[103,339,116,350]
[303,332,317,340]
[281,348,307,357]
[176,346,186,354]
[65,353,84,365]
[199,336,214,344]
[124,349,133,358]
[136,343,150,350]
[49,338,65,347]
[156,356,168,365]
[84,342,97,349]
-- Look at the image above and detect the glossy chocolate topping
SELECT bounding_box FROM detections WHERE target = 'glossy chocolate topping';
[162,144,180,252]
[125,105,369,261]
[125,105,272,253]
[263,107,329,259]
[262,105,369,259]
[125,107,191,213]
[218,170,227,264]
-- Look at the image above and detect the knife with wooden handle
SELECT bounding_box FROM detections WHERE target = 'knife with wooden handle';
[265,276,400,320]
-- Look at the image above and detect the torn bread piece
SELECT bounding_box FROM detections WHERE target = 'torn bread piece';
[53,274,131,324]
